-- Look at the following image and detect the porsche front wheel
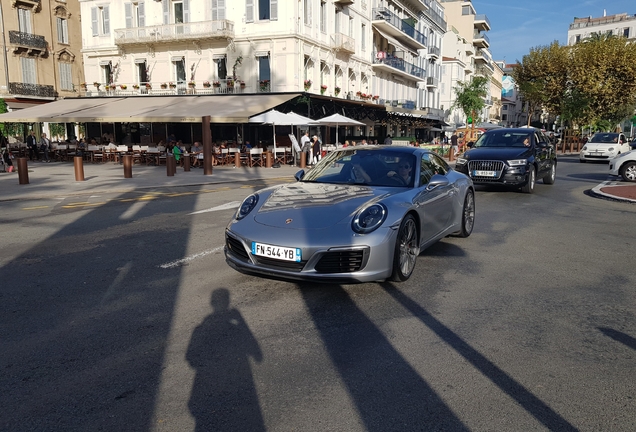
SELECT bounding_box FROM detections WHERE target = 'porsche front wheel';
[391,215,418,282]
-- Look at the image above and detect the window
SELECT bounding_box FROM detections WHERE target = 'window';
[461,5,472,15]
[502,114,508,121]
[59,63,73,90]
[335,8,340,33]
[623,27,630,38]
[256,0,277,21]
[57,17,68,43]
[575,34,580,43]
[101,62,112,84]
[136,60,148,83]
[18,8,32,33]
[502,105,508,110]
[21,57,36,84]
[349,15,353,37]
[216,56,227,79]
[607,30,612,36]
[420,154,436,185]
[320,1,326,33]
[125,2,145,28]
[211,0,226,20]
[258,55,270,82]
[173,57,186,82]
[304,0,311,25]
[361,23,365,51]
[91,6,110,36]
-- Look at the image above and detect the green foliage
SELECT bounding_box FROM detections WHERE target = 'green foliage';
[514,37,636,128]
[451,76,488,122]
[0,98,26,139]
[48,123,66,139]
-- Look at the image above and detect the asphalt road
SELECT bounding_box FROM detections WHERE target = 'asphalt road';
[1,156,634,431]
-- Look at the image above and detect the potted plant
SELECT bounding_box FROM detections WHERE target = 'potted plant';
[212,80,220,88]
[239,80,246,88]
[259,79,270,91]
[80,82,87,89]
[304,79,312,91]
[104,84,112,91]
[373,95,379,101]
[145,83,152,89]
[320,84,327,95]
[203,81,211,88]
[188,81,196,87]
[160,83,168,89]
[93,81,101,89]
[356,91,362,97]
[168,82,176,88]
[334,86,341,96]
[132,84,140,90]
[226,79,234,87]
[120,84,127,90]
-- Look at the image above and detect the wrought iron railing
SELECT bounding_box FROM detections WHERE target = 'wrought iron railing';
[373,7,427,46]
[9,82,55,98]
[372,51,426,79]
[8,31,47,50]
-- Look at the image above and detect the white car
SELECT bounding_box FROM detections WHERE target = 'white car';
[580,133,630,162]
[609,149,636,182]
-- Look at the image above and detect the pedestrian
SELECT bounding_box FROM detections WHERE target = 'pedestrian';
[312,135,322,165]
[384,134,392,145]
[450,131,459,156]
[39,133,51,162]
[300,131,311,165]
[2,147,14,172]
[26,131,38,161]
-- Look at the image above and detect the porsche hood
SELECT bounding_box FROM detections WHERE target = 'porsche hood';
[253,182,391,229]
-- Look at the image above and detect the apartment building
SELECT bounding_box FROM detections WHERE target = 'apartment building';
[0,0,84,111]
[568,12,636,45]
[439,0,493,130]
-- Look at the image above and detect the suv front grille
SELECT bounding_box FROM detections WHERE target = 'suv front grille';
[467,160,505,182]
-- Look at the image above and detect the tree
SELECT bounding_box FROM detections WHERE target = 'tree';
[451,76,488,134]
[0,98,25,139]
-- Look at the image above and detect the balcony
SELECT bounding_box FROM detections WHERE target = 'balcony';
[473,31,489,48]
[474,14,491,31]
[420,107,444,119]
[423,9,447,31]
[372,7,427,50]
[332,32,355,54]
[475,65,493,77]
[427,45,440,59]
[474,48,492,64]
[426,76,438,87]
[386,99,416,110]
[114,20,234,47]
[372,51,426,81]
[8,31,47,56]
[79,79,262,97]
[9,82,55,99]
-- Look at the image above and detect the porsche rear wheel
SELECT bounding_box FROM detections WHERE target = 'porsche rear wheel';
[391,215,418,282]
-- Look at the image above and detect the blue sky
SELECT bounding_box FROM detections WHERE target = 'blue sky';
[475,0,636,64]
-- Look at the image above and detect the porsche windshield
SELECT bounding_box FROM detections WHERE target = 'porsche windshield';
[474,131,532,148]
[301,149,416,187]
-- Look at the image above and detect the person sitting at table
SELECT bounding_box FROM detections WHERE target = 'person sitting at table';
[171,140,182,166]
[191,141,202,167]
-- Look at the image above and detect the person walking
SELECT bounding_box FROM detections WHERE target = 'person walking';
[450,131,459,157]
[26,131,38,161]
[384,134,392,145]
[39,133,51,162]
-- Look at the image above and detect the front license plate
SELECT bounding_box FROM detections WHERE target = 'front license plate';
[473,170,497,177]
[252,242,302,262]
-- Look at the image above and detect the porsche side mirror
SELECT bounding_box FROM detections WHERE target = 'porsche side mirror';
[426,174,450,191]
[294,169,305,181]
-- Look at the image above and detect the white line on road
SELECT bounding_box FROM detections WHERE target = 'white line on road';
[159,246,224,269]
[188,201,241,215]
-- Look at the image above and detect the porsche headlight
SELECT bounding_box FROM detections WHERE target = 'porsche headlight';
[507,159,527,166]
[352,203,387,234]
[236,194,259,220]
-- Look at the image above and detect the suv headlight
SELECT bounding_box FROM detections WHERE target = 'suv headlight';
[352,203,387,234]
[456,157,467,165]
[507,159,527,166]
[236,194,259,220]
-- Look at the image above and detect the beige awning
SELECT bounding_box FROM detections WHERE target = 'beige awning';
[0,94,300,123]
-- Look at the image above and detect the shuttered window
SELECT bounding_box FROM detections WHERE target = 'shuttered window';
[91,6,110,36]
[212,0,226,20]
[57,17,69,43]
[18,8,32,33]
[21,57,37,84]
[125,3,132,28]
[245,0,253,23]
[271,0,277,21]
[59,63,73,90]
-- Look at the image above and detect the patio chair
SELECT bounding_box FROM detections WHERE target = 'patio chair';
[249,148,264,167]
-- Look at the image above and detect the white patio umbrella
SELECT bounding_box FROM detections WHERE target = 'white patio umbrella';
[310,113,365,145]
[286,111,313,125]
[249,109,295,167]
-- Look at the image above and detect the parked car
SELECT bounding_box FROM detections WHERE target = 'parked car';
[609,149,636,182]
[454,127,557,194]
[225,146,475,283]
[580,132,630,162]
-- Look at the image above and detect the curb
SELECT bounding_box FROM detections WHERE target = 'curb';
[590,181,636,203]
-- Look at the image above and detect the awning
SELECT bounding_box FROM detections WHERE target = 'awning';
[0,94,300,123]
[375,29,417,56]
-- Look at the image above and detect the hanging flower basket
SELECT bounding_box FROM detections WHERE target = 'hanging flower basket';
[168,82,176,88]
[120,84,127,90]
[304,79,312,91]
[133,84,140,90]
[334,86,341,96]
[240,81,246,88]
[227,80,234,87]
[93,82,101,88]
[160,83,168,89]
[203,81,211,88]
[188,81,196,87]
[145,83,152,89]
[212,81,220,87]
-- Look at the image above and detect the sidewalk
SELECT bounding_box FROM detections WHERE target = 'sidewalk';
[0,160,301,202]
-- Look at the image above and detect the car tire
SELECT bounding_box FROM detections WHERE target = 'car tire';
[391,214,418,282]
[579,159,586,163]
[521,166,535,194]
[543,163,556,184]
[620,161,636,182]
[457,189,475,238]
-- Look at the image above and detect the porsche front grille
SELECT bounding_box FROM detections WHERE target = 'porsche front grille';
[315,250,366,274]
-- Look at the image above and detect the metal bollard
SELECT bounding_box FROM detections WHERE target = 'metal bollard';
[183,154,190,171]
[265,151,272,168]
[74,156,85,181]
[123,154,133,178]
[300,151,306,169]
[234,152,241,168]
[17,157,29,184]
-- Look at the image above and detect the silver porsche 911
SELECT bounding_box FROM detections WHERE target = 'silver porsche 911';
[225,146,475,283]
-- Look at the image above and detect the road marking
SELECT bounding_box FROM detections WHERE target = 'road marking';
[119,201,148,220]
[159,246,224,268]
[188,201,241,215]
[62,202,106,209]
[22,205,49,210]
